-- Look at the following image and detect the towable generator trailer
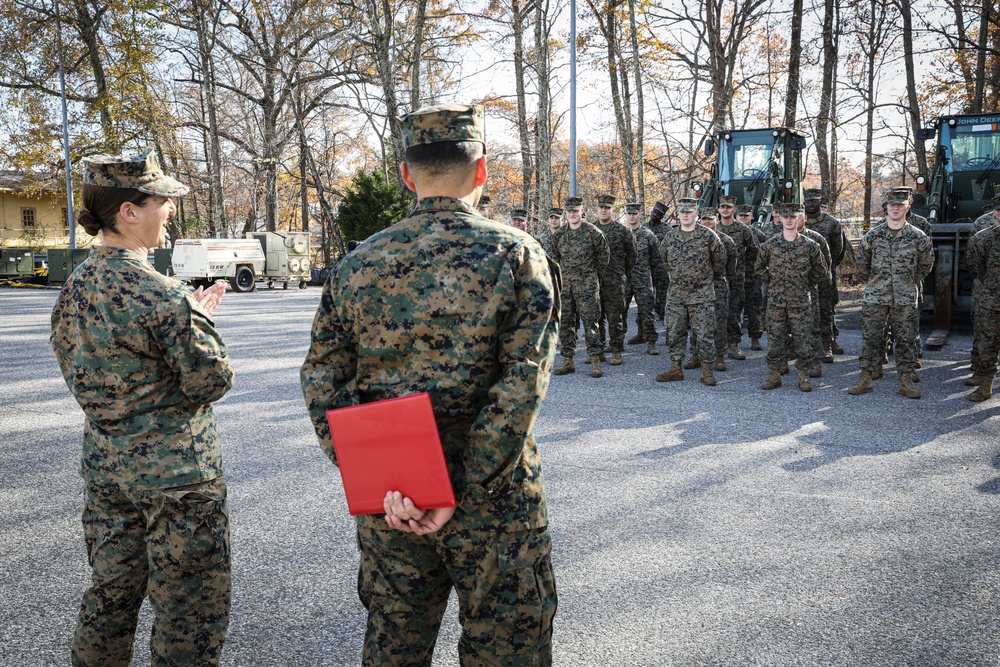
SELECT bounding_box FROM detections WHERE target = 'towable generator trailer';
[171,238,266,292]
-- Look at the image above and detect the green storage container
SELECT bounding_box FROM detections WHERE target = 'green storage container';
[47,247,91,283]
[0,249,34,277]
[153,247,174,276]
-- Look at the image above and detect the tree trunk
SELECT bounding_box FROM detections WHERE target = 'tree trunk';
[627,0,644,205]
[863,0,877,230]
[816,0,836,201]
[784,0,803,127]
[512,0,533,209]
[410,0,427,109]
[534,0,553,218]
[72,0,115,148]
[973,0,990,112]
[900,0,927,176]
[193,0,226,236]
[371,0,405,189]
[600,0,635,199]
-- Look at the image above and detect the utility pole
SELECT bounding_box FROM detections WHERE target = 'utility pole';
[569,0,577,196]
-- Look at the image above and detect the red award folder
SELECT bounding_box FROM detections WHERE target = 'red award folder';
[325,392,457,516]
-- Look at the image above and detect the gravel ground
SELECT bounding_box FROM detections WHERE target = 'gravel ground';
[1,284,997,666]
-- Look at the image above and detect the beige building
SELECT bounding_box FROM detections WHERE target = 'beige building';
[0,171,86,249]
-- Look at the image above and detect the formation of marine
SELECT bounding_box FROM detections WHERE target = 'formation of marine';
[504,187,1000,402]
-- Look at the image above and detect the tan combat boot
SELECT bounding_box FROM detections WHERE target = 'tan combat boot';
[779,360,790,375]
[760,371,782,390]
[847,370,874,395]
[646,341,659,355]
[700,363,717,386]
[610,351,624,366]
[898,372,921,399]
[808,361,822,378]
[656,360,684,382]
[627,332,645,345]
[797,370,813,392]
[872,365,884,380]
[553,357,575,375]
[966,372,987,387]
[910,371,920,383]
[750,337,763,351]
[969,375,994,402]
[590,359,603,378]
[821,344,835,364]
[715,356,727,372]
[683,355,701,369]
[831,339,844,354]
[728,344,747,360]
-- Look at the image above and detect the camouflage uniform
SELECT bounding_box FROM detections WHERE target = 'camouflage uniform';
[716,219,759,345]
[596,219,637,353]
[966,225,1000,379]
[627,224,668,343]
[553,222,610,358]
[660,225,726,364]
[744,224,768,342]
[51,248,233,667]
[645,214,672,320]
[538,228,555,258]
[855,223,935,374]
[799,227,832,366]
[805,210,845,351]
[973,211,996,234]
[302,105,559,665]
[755,234,827,373]
[692,231,736,362]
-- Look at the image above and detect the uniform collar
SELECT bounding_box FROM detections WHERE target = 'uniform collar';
[413,197,478,216]
[91,246,149,263]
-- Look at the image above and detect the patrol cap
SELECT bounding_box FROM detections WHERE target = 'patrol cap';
[781,202,805,215]
[510,208,528,219]
[652,201,667,215]
[718,195,738,207]
[676,197,699,212]
[625,202,641,213]
[699,207,718,219]
[736,204,753,215]
[478,195,492,207]
[597,194,616,206]
[885,189,911,205]
[400,103,485,150]
[565,196,584,210]
[549,207,564,217]
[83,148,189,197]
[804,188,823,201]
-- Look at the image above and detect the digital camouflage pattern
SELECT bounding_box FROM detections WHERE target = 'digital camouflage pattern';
[660,224,725,362]
[855,223,934,374]
[692,231,736,360]
[717,219,760,344]
[83,148,190,197]
[538,228,555,258]
[744,224,768,339]
[626,224,668,342]
[805,211,845,348]
[800,226,833,362]
[973,209,998,234]
[755,233,827,372]
[552,221,610,357]
[596,219,637,352]
[966,225,1000,376]
[400,104,485,148]
[645,216,673,320]
[50,246,233,666]
[300,196,559,664]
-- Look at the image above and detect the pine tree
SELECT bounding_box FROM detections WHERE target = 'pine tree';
[335,170,414,243]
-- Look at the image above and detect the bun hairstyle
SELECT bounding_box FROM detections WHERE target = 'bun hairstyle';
[79,184,150,236]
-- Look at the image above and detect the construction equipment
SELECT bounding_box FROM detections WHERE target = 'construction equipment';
[693,127,808,229]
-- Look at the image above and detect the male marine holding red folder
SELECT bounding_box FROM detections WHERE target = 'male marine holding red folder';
[301,103,560,666]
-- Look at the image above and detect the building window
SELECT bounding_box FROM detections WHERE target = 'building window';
[21,208,36,228]
[61,208,68,228]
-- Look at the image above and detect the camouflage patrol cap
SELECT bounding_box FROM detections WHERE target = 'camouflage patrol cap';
[83,148,189,197]
[549,207,564,217]
[885,189,911,205]
[400,103,485,150]
[597,194,616,206]
[736,204,753,215]
[652,201,667,215]
[781,202,805,215]
[699,207,719,219]
[625,202,641,213]
[804,188,823,201]
[478,195,492,207]
[565,196,584,210]
[676,197,699,212]
[718,195,738,207]
[510,208,528,219]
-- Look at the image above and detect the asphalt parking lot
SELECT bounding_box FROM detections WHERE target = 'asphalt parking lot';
[1,284,998,666]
